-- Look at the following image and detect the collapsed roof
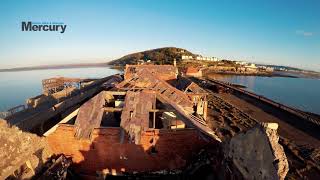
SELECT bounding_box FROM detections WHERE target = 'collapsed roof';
[124,65,178,81]
[73,65,220,143]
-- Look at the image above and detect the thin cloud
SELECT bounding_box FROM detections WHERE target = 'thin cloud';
[295,30,313,36]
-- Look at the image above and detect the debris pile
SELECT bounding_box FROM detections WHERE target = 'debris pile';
[37,154,72,180]
[0,119,52,179]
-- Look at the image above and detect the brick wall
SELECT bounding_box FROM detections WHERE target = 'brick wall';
[46,124,209,175]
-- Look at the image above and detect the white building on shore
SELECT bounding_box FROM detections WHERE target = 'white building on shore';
[181,54,220,62]
[181,55,193,60]
[195,55,220,61]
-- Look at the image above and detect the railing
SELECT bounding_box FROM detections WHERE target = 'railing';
[0,111,10,119]
[0,104,28,119]
[206,78,320,126]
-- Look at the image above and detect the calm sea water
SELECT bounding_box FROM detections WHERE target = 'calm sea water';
[208,74,320,115]
[0,67,120,111]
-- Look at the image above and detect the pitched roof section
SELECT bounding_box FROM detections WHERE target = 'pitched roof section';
[120,91,156,144]
[117,67,194,112]
[185,82,208,94]
[185,66,201,74]
[124,64,177,81]
[74,92,105,139]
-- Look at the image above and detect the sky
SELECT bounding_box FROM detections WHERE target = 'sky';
[0,0,319,71]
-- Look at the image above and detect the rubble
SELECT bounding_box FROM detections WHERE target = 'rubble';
[222,122,289,180]
[37,154,72,180]
[0,119,52,179]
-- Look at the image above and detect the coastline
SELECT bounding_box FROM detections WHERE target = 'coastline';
[0,63,110,73]
[205,71,299,78]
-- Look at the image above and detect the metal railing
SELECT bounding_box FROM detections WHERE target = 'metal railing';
[0,111,10,119]
[0,104,28,119]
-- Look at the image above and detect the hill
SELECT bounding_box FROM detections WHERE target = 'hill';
[108,47,195,66]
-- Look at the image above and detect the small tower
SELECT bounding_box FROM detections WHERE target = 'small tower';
[173,58,177,67]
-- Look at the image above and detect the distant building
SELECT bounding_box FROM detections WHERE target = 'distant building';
[212,57,219,61]
[244,63,258,72]
[185,67,203,77]
[235,61,248,65]
[245,63,257,69]
[266,67,274,72]
[195,56,219,62]
[258,65,274,72]
[181,55,193,60]
[196,56,202,61]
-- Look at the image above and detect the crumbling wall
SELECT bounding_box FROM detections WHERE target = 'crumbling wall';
[46,124,209,176]
[0,119,52,179]
[221,123,289,180]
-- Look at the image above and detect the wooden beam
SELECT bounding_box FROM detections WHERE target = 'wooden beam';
[103,107,175,113]
[104,107,123,112]
[43,108,80,136]
[104,91,126,95]
[150,109,175,113]
[153,112,156,129]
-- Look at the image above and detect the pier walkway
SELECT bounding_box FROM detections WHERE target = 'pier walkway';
[192,77,320,148]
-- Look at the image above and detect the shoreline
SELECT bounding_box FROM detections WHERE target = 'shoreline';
[205,72,299,78]
[0,64,111,73]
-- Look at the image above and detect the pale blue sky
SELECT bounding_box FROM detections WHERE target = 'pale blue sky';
[0,0,319,71]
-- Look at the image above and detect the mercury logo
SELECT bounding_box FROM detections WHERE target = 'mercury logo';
[21,21,67,33]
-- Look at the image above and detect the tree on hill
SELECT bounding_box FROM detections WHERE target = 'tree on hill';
[108,47,194,66]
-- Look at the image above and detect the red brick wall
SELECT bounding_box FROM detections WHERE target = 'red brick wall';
[46,124,209,175]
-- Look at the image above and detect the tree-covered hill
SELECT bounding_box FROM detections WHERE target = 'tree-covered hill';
[108,47,195,66]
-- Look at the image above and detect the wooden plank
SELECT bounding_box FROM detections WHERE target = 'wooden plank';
[104,91,126,95]
[43,108,79,136]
